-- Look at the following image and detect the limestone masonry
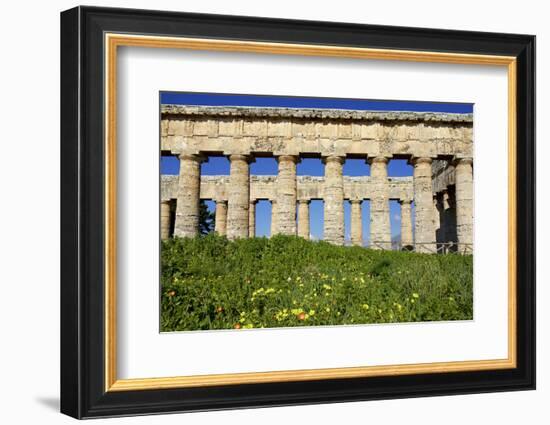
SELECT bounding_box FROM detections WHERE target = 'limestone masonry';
[160,105,473,254]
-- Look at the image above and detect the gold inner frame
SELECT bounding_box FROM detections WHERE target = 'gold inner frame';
[104,33,517,392]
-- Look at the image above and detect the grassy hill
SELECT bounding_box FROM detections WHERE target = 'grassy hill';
[161,234,473,331]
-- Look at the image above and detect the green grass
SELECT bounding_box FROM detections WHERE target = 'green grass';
[161,234,473,331]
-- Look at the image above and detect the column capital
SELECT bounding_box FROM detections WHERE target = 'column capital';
[215,199,228,205]
[452,157,474,167]
[350,199,363,205]
[367,156,390,165]
[410,156,433,166]
[298,199,311,205]
[178,153,205,163]
[398,198,413,205]
[277,154,300,164]
[322,155,345,165]
[228,154,253,163]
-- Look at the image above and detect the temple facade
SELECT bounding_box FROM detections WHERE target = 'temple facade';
[160,105,473,254]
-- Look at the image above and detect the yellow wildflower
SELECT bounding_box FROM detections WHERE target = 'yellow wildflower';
[274,309,290,321]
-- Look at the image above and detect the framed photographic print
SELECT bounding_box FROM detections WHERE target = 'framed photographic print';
[60,6,535,419]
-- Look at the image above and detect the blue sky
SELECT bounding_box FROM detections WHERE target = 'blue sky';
[161,92,472,243]
[160,92,473,113]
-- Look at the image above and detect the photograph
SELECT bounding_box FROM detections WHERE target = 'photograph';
[159,92,474,332]
[57,5,535,419]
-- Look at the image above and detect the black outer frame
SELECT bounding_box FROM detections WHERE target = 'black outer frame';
[60,6,535,419]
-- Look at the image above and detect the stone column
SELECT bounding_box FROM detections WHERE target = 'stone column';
[160,200,171,240]
[369,157,391,250]
[323,155,345,245]
[399,200,413,248]
[454,158,474,253]
[438,193,447,243]
[350,200,363,247]
[412,157,436,253]
[215,200,227,236]
[297,200,310,240]
[276,155,299,235]
[433,194,443,250]
[271,200,278,236]
[227,154,251,240]
[174,153,203,237]
[249,200,256,238]
[442,190,457,245]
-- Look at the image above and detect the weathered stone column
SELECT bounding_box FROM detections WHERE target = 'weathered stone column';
[442,190,457,245]
[276,155,299,235]
[174,153,203,237]
[297,200,310,240]
[271,200,278,236]
[368,157,391,250]
[434,194,443,249]
[249,200,256,238]
[454,158,474,253]
[227,154,251,240]
[214,200,227,236]
[437,193,446,243]
[399,200,413,248]
[412,157,436,253]
[323,155,345,245]
[350,200,363,247]
[160,200,171,240]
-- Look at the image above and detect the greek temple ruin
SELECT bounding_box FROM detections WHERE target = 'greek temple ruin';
[160,105,473,254]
